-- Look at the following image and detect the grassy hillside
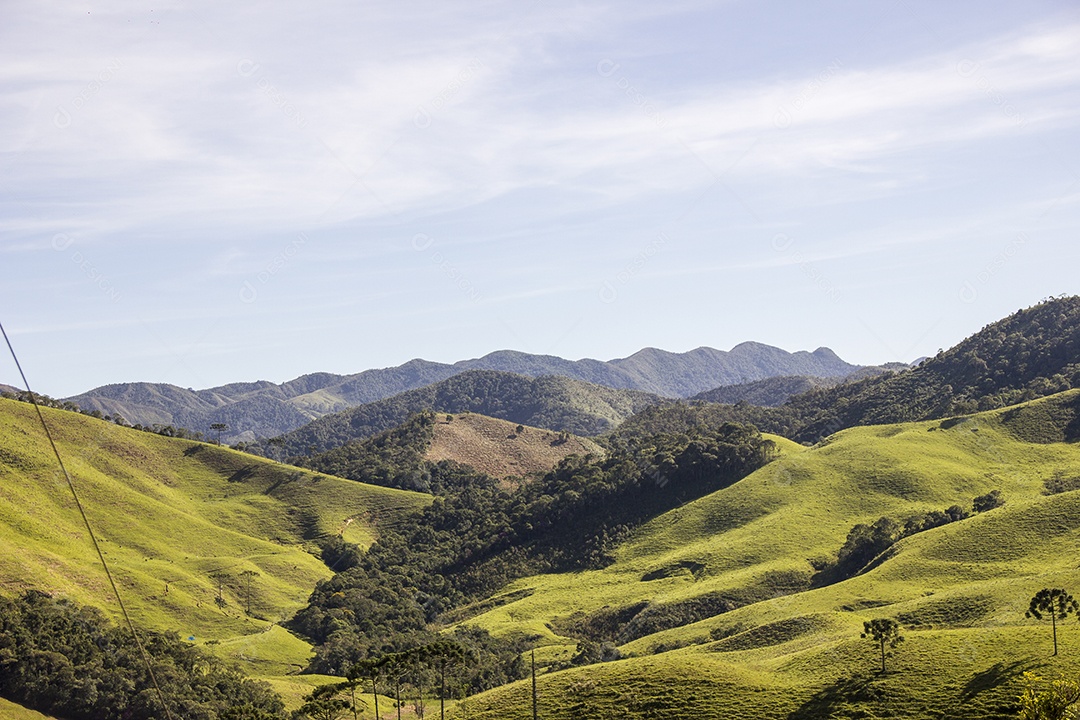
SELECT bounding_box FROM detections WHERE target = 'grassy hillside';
[0,698,58,720]
[0,398,428,668]
[451,390,1080,718]
[426,413,603,481]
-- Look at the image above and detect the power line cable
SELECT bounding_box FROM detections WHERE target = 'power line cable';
[0,320,175,720]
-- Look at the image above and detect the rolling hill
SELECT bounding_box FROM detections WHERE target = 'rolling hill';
[445,390,1080,718]
[266,370,664,458]
[63,343,859,442]
[0,397,428,678]
[425,413,604,481]
[781,296,1080,442]
[294,410,606,491]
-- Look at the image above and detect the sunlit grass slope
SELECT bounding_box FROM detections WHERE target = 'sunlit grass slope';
[461,626,1080,720]
[0,698,59,720]
[0,398,428,665]
[456,390,1080,719]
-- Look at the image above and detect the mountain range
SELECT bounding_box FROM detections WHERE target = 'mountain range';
[62,343,862,442]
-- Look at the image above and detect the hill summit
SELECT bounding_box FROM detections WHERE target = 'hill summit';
[426,413,604,481]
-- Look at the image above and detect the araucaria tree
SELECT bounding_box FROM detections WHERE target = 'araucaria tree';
[1027,588,1079,656]
[862,618,904,672]
[210,422,228,444]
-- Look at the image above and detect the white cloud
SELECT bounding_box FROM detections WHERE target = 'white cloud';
[4,3,1078,246]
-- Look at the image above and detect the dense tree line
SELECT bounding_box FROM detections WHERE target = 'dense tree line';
[689,375,841,407]
[293,411,439,491]
[289,421,775,678]
[0,590,286,720]
[606,401,798,444]
[813,491,1005,585]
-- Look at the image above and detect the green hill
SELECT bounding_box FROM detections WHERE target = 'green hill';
[267,370,664,458]
[0,397,427,671]
[294,410,604,491]
[783,296,1080,442]
[448,390,1080,718]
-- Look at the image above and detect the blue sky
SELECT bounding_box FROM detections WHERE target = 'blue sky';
[2,1,1079,397]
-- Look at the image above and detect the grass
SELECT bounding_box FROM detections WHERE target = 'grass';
[449,390,1080,719]
[0,698,59,719]
[460,625,1080,719]
[427,413,603,482]
[0,398,429,682]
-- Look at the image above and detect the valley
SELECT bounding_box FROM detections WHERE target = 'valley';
[2,297,1080,719]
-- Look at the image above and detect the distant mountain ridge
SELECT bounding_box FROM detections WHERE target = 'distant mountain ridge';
[647,297,1080,445]
[63,343,861,441]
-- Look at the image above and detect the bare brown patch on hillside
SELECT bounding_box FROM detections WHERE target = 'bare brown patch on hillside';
[427,413,603,481]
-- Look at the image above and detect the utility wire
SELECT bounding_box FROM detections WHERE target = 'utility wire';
[0,320,175,720]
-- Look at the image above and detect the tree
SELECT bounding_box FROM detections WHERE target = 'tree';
[211,422,229,445]
[294,684,349,720]
[347,659,381,720]
[239,570,259,615]
[1027,588,1079,656]
[973,489,1005,513]
[531,649,538,720]
[267,436,286,461]
[421,641,468,720]
[1019,672,1080,720]
[861,618,904,672]
[210,571,230,608]
[342,663,370,720]
[380,652,409,720]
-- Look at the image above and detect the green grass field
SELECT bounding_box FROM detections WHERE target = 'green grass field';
[0,398,429,698]
[452,391,1080,718]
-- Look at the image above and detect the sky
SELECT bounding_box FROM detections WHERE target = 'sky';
[2,1,1080,398]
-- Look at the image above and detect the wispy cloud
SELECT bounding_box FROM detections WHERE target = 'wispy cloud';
[4,6,1078,242]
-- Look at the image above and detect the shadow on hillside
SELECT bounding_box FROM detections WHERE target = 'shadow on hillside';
[959,661,1030,703]
[228,465,256,483]
[1065,409,1080,443]
[790,662,1031,720]
[787,674,876,720]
